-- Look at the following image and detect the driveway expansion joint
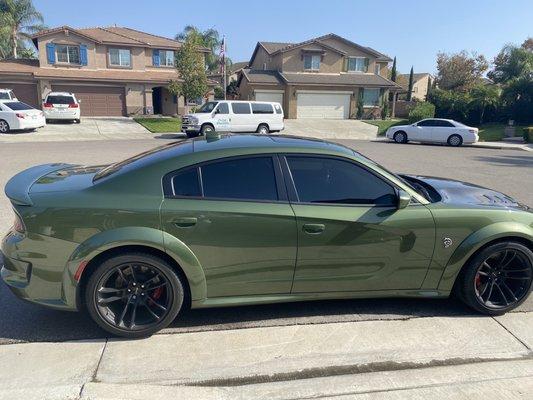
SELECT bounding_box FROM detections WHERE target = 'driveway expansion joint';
[492,316,531,350]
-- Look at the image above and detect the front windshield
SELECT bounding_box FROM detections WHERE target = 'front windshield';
[196,102,218,113]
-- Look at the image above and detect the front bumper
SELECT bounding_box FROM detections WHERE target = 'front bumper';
[181,124,200,133]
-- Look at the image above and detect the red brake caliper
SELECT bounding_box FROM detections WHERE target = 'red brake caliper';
[475,274,481,289]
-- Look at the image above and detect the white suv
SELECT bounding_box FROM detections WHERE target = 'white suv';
[43,92,81,123]
[0,89,17,101]
[182,100,284,137]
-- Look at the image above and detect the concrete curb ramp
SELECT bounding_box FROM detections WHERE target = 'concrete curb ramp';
[0,313,531,399]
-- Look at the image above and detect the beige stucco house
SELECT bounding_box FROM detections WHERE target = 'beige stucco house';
[0,26,214,116]
[237,33,402,119]
[397,72,433,101]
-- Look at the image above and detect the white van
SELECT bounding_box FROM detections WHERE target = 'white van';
[182,100,284,137]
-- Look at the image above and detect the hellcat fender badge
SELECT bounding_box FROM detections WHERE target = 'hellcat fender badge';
[443,237,453,248]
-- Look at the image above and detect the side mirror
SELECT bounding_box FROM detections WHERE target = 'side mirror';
[397,190,411,209]
[13,97,18,101]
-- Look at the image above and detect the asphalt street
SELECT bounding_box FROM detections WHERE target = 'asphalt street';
[0,138,532,343]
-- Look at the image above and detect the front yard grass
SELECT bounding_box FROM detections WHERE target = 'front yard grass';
[477,123,525,142]
[363,119,409,135]
[134,117,182,133]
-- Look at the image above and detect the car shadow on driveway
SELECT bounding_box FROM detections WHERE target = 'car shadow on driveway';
[474,155,533,167]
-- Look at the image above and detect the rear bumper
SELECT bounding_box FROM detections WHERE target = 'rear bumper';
[16,116,46,130]
[43,110,80,120]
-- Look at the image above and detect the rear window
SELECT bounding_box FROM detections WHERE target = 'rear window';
[231,103,251,114]
[0,92,11,100]
[3,101,33,111]
[46,95,75,104]
[251,103,273,114]
[274,104,282,114]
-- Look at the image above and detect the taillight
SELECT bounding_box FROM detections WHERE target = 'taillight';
[15,113,25,119]
[43,103,52,108]
[469,129,477,134]
[13,212,25,233]
[69,103,79,108]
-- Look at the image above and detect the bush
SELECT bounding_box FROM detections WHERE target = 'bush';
[408,102,436,123]
[523,127,533,143]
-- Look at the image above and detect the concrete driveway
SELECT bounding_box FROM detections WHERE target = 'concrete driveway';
[283,119,377,140]
[0,117,152,143]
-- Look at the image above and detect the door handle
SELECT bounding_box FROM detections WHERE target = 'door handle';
[172,217,197,228]
[302,223,325,234]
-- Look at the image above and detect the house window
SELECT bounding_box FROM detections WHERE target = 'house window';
[160,50,175,67]
[56,44,80,64]
[374,63,380,75]
[363,88,380,106]
[347,57,367,72]
[303,54,320,70]
[109,48,131,67]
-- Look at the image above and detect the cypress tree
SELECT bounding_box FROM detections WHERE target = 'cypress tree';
[407,66,414,101]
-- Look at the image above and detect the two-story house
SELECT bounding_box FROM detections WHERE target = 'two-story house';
[237,33,402,119]
[0,26,214,116]
[397,72,433,101]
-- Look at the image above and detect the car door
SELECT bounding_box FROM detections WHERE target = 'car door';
[410,119,434,141]
[282,155,435,293]
[211,102,231,132]
[160,155,297,298]
[432,120,456,143]
[229,102,254,132]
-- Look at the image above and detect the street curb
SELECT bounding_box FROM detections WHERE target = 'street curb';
[370,139,532,151]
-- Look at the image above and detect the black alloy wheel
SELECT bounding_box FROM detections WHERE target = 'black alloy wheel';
[86,253,184,338]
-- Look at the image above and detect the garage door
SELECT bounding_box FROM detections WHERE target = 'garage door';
[255,91,284,104]
[52,85,126,116]
[2,83,39,108]
[297,92,350,119]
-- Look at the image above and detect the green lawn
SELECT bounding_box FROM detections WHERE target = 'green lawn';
[363,119,409,135]
[477,123,526,142]
[134,117,182,133]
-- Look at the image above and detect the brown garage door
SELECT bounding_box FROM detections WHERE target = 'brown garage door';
[2,83,39,108]
[51,85,126,116]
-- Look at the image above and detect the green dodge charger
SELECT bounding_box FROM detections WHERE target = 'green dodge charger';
[2,134,532,337]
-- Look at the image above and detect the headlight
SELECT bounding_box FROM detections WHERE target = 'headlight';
[188,116,199,124]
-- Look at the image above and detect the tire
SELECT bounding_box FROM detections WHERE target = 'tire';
[0,119,10,134]
[200,124,215,135]
[457,241,533,315]
[85,253,185,338]
[257,124,269,134]
[447,134,463,147]
[393,131,407,144]
[74,119,81,124]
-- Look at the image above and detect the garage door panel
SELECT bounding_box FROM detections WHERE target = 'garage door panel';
[255,91,284,104]
[51,85,125,116]
[2,83,39,108]
[297,93,350,119]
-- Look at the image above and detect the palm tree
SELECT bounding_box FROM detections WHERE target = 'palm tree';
[175,25,225,73]
[0,0,45,58]
[470,84,500,124]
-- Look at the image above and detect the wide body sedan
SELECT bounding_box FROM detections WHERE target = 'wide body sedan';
[386,118,479,146]
[2,134,532,337]
[0,101,46,133]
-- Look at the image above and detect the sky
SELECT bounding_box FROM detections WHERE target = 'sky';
[33,0,532,75]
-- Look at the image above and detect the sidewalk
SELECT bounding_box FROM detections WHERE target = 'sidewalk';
[1,312,531,399]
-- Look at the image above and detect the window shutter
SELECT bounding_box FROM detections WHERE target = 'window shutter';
[343,57,348,72]
[152,49,160,66]
[46,43,56,64]
[364,58,369,73]
[379,88,385,106]
[79,44,88,66]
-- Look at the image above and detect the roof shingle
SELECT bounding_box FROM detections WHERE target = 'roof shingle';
[279,72,401,87]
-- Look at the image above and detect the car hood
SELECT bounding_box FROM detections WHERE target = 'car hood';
[404,175,530,211]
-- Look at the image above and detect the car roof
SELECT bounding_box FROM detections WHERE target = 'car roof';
[0,89,13,92]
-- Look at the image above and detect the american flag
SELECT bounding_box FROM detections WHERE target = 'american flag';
[219,36,226,74]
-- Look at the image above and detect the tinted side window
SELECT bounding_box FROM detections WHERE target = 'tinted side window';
[434,120,454,127]
[417,120,434,127]
[201,157,278,201]
[251,103,273,114]
[172,168,201,197]
[287,156,396,205]
[216,103,229,114]
[274,104,282,114]
[231,103,251,114]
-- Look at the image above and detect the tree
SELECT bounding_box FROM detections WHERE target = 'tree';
[521,37,533,51]
[435,51,488,92]
[390,56,397,82]
[175,25,230,73]
[406,66,414,101]
[0,0,45,58]
[226,80,239,98]
[169,30,208,105]
[469,84,500,124]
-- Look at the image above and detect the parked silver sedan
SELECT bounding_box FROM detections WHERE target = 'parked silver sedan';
[386,118,479,146]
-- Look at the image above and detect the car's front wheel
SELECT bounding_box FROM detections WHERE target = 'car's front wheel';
[393,131,408,144]
[200,124,215,135]
[457,241,533,315]
[447,134,463,147]
[85,253,185,338]
[0,119,10,134]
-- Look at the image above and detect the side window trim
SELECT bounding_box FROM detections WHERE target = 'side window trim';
[163,154,288,203]
[279,153,399,207]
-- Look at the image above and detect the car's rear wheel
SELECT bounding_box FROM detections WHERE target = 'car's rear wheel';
[0,119,10,134]
[74,119,81,124]
[458,242,533,315]
[447,134,463,147]
[257,124,269,134]
[393,131,407,144]
[85,253,184,338]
